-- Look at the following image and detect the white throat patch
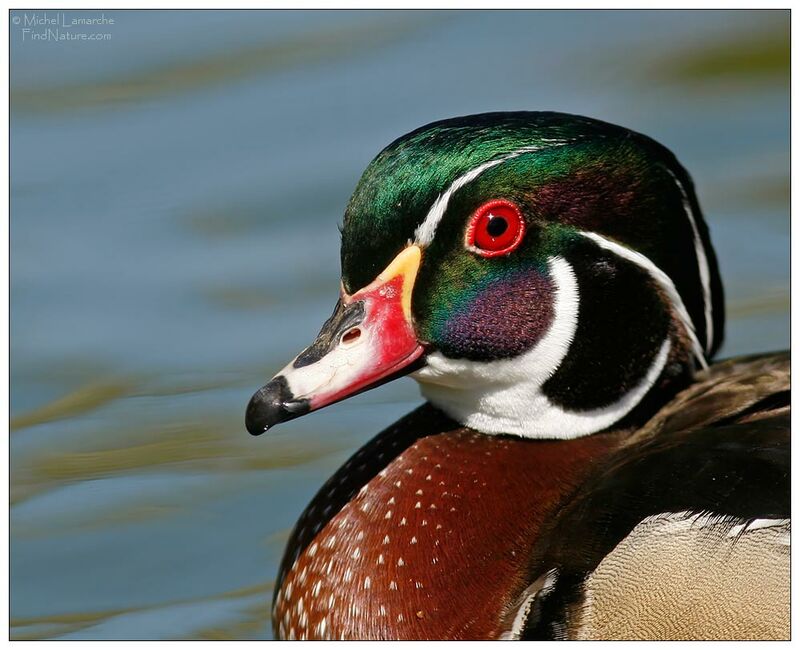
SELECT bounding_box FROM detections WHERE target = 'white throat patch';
[412,256,671,439]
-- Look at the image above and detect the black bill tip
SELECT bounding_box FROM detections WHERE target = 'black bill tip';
[245,375,310,436]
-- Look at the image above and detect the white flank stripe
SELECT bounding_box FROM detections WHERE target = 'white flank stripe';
[580,231,708,370]
[640,512,790,545]
[728,518,791,539]
[662,165,714,353]
[413,143,569,246]
[639,510,725,529]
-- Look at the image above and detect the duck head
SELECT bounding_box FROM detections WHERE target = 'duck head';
[246,112,724,439]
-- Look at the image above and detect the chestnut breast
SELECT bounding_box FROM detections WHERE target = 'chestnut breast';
[272,405,620,639]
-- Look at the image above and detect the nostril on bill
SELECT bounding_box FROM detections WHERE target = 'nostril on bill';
[340,327,362,345]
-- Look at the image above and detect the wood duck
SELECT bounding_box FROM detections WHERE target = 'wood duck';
[245,112,789,640]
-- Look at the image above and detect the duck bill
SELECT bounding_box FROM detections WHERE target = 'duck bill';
[246,246,425,435]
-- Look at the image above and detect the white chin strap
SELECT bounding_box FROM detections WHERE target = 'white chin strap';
[412,256,672,440]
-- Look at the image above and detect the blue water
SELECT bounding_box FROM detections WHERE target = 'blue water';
[10,9,789,639]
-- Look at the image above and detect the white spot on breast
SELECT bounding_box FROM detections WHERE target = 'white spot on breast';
[378,554,385,564]
[385,510,393,519]
[400,517,407,526]
[312,580,322,597]
[422,519,428,526]
[397,557,405,566]
[308,543,318,557]
[356,531,364,541]
[352,547,361,560]
[317,617,328,637]
[406,468,414,474]
[364,576,371,589]
[380,605,387,616]
[390,580,398,590]
[416,489,424,495]
[411,537,417,544]
[285,581,293,598]
[426,474,432,481]
[388,496,396,505]
[395,481,402,488]
[414,502,421,509]
[383,535,390,545]
[415,581,424,589]
[344,568,353,582]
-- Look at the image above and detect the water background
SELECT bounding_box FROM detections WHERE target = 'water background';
[10,9,789,640]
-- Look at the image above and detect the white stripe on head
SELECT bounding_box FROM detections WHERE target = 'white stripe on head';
[661,165,714,354]
[413,256,672,439]
[413,143,570,247]
[579,231,708,370]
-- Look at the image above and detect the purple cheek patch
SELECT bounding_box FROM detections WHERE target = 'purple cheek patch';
[441,270,555,361]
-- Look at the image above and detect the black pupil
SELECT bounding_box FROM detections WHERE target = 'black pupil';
[486,215,508,237]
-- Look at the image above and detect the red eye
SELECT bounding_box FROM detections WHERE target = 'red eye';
[465,199,525,257]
